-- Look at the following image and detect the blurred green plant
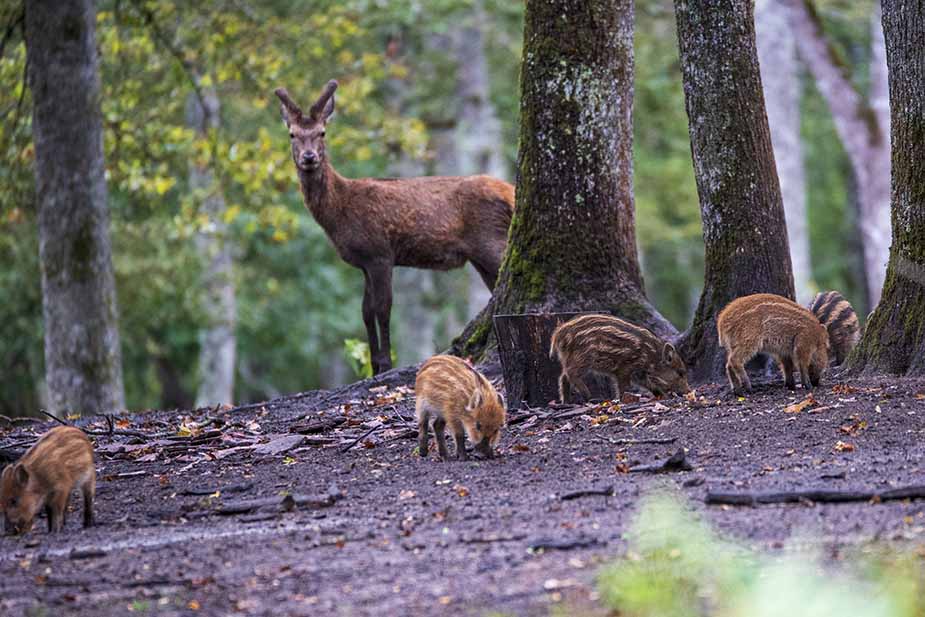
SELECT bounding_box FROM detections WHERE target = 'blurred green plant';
[599,493,925,617]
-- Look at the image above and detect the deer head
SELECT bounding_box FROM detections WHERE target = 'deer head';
[275,80,337,173]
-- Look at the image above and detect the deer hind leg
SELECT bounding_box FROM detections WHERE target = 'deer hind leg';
[471,259,501,291]
[366,262,393,375]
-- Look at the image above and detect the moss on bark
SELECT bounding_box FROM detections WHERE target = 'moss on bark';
[848,0,925,376]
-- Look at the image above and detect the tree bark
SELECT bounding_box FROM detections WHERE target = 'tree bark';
[755,0,812,302]
[25,0,125,415]
[787,0,891,307]
[848,0,925,376]
[453,0,673,360]
[674,0,796,382]
[187,90,237,406]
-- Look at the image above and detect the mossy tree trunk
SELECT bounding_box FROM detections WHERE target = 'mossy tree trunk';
[452,0,674,360]
[674,0,796,382]
[25,0,125,415]
[847,0,925,376]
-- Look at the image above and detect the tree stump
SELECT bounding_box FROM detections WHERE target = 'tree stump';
[493,312,612,410]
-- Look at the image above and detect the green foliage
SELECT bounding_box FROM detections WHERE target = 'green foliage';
[343,338,373,380]
[599,493,925,617]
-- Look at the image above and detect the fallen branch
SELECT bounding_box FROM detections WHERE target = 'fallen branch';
[560,486,614,500]
[212,484,343,516]
[705,485,925,506]
[528,537,600,552]
[629,448,693,473]
[460,533,527,544]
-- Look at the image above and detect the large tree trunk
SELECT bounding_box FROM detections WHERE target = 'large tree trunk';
[787,0,891,307]
[25,0,125,415]
[453,0,673,360]
[848,0,925,376]
[756,0,812,302]
[674,0,796,382]
[187,90,237,407]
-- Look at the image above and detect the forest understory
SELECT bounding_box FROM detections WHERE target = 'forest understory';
[2,367,925,617]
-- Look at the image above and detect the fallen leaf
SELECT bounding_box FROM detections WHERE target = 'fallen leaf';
[511,444,530,453]
[453,484,470,497]
[833,440,856,453]
[784,393,817,414]
[188,600,200,610]
[916,392,925,400]
[589,414,609,426]
[399,490,416,500]
[282,456,297,465]
[115,419,131,429]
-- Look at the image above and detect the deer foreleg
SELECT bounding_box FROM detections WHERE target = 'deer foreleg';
[362,269,382,373]
[367,262,394,375]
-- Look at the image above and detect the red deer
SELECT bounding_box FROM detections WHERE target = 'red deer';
[275,81,514,374]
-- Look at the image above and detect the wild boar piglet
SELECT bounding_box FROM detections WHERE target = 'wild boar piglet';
[549,314,690,404]
[717,293,829,395]
[415,355,506,461]
[808,291,860,366]
[1,426,95,535]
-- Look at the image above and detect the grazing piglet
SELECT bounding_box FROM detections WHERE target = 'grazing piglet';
[415,355,506,461]
[717,293,829,394]
[549,314,690,403]
[808,291,860,365]
[1,426,95,534]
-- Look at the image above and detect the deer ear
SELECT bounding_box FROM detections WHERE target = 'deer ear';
[13,463,28,487]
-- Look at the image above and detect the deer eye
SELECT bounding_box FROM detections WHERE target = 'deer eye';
[319,130,326,137]
[289,132,294,139]
[9,497,17,507]
[476,421,482,431]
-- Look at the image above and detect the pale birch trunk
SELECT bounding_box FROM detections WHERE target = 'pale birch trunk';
[756,0,812,302]
[187,90,237,407]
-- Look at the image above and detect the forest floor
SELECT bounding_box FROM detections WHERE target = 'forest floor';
[2,366,925,617]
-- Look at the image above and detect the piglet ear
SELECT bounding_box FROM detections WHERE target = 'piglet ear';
[13,463,28,486]
[662,342,679,365]
[465,388,482,413]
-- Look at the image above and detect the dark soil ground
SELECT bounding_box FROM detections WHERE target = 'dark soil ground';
[2,366,925,617]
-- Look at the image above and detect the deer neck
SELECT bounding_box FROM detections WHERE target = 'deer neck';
[297,160,347,229]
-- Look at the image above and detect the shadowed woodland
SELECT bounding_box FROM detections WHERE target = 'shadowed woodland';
[1,0,925,615]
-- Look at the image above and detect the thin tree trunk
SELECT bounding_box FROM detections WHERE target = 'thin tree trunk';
[756,0,812,302]
[453,1,508,320]
[25,0,125,415]
[453,0,673,360]
[674,0,796,382]
[187,90,237,407]
[848,0,925,376]
[787,0,891,307]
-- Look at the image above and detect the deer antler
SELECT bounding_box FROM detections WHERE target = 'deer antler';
[274,87,303,121]
[309,80,338,119]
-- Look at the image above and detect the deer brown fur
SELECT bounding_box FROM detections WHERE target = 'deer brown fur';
[717,293,830,394]
[276,81,514,374]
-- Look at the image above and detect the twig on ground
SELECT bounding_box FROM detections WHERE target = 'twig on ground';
[340,424,382,453]
[629,448,693,473]
[560,486,614,500]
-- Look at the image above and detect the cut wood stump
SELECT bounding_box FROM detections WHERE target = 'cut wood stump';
[493,312,612,410]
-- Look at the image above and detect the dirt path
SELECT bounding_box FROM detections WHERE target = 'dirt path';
[2,371,925,616]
